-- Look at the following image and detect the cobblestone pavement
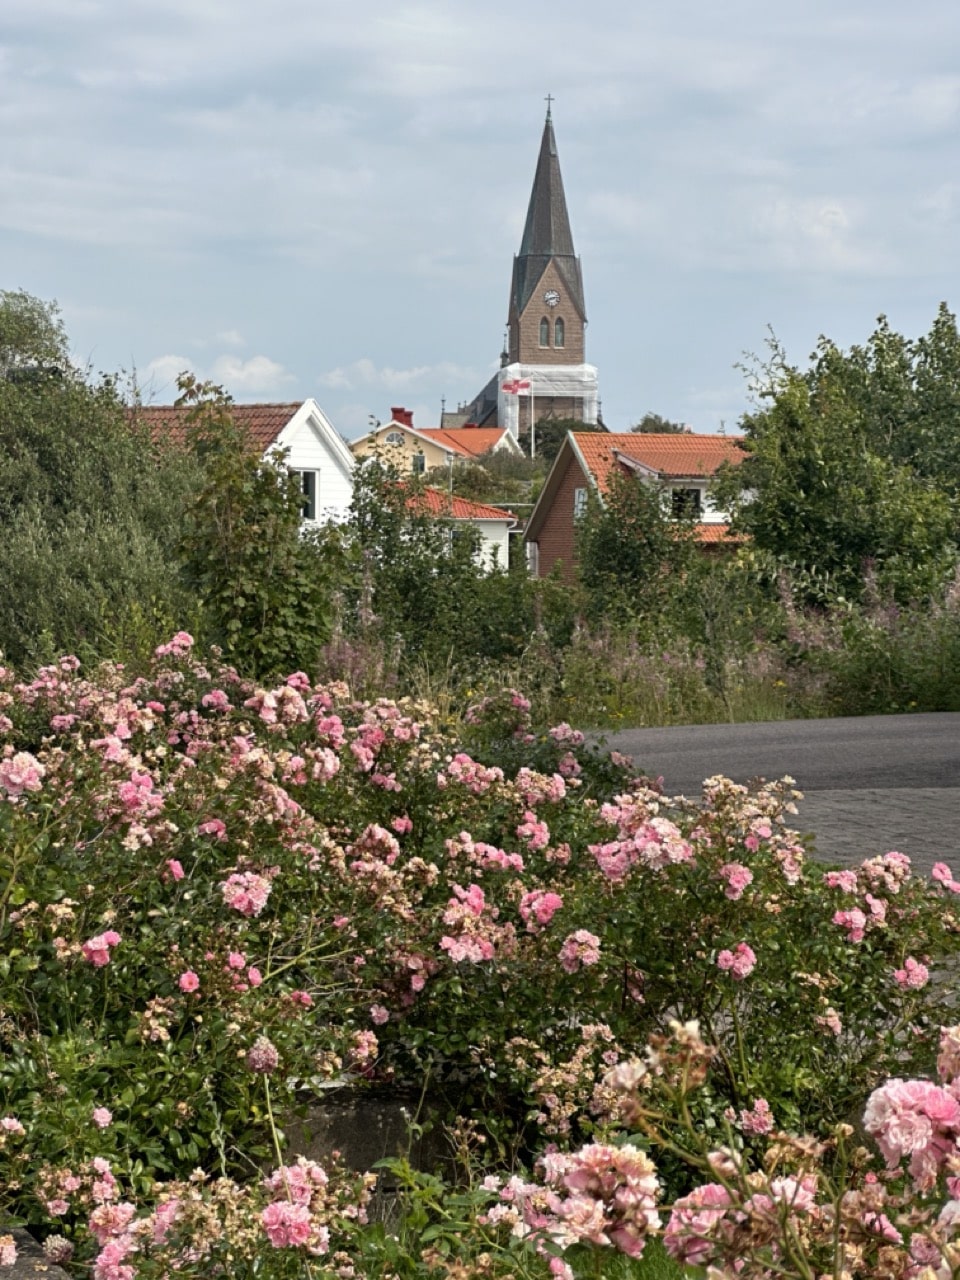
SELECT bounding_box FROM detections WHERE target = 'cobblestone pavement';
[794,787,960,875]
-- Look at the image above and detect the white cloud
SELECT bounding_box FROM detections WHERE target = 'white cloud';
[216,329,246,348]
[141,354,194,400]
[209,354,295,395]
[139,351,293,400]
[317,358,478,393]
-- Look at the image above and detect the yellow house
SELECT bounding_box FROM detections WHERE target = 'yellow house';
[350,407,520,475]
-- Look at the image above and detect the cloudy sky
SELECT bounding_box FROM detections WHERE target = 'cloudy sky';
[4,0,959,437]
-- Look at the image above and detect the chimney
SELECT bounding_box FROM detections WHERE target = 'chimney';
[390,406,414,428]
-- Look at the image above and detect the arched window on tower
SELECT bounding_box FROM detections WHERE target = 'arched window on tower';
[554,317,565,348]
[539,317,549,347]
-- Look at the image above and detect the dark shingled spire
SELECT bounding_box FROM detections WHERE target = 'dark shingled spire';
[511,110,585,320]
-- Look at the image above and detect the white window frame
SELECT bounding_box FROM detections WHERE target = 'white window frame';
[411,452,426,475]
[573,487,588,519]
[384,430,404,446]
[291,469,319,521]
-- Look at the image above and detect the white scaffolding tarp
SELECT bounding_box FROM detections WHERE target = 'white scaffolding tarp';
[498,363,599,438]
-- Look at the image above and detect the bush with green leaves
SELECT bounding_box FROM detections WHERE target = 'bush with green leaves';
[0,294,200,667]
[176,375,332,678]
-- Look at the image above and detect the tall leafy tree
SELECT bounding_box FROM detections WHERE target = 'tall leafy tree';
[0,289,69,378]
[576,470,698,621]
[176,376,331,678]
[0,291,199,665]
[717,315,959,601]
[631,412,691,434]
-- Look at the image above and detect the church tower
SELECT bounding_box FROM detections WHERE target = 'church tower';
[507,101,586,368]
[451,106,599,439]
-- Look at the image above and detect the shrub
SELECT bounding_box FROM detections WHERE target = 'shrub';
[4,637,960,1277]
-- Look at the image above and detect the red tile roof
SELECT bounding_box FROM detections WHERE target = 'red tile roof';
[572,432,744,495]
[132,403,302,451]
[415,427,511,459]
[410,488,517,522]
[694,524,741,545]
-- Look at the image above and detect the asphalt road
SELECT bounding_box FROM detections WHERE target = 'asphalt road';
[600,712,960,873]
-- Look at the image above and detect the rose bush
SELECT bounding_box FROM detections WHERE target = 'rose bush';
[2,635,960,1277]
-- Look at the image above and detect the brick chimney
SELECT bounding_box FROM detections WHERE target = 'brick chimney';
[390,406,414,427]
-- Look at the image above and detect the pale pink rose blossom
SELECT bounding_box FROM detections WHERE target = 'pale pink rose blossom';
[92,1108,113,1129]
[0,750,45,800]
[178,971,200,993]
[559,930,602,974]
[894,957,930,989]
[261,1200,313,1248]
[81,932,121,968]
[716,942,756,980]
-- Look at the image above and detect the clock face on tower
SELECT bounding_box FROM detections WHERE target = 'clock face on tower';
[543,289,561,307]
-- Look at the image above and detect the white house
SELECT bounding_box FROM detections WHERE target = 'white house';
[136,399,355,524]
[410,488,517,572]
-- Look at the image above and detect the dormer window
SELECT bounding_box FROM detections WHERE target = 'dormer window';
[385,430,404,446]
[554,317,565,348]
[539,317,550,346]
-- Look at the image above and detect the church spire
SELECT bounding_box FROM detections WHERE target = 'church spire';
[510,106,585,321]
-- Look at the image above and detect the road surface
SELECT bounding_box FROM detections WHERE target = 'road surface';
[600,712,960,873]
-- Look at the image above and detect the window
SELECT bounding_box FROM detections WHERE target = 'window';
[671,487,702,519]
[384,430,403,446]
[539,316,550,346]
[291,469,318,521]
[411,452,426,475]
[554,317,565,348]
[573,487,588,519]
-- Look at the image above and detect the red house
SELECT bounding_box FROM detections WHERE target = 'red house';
[524,432,745,580]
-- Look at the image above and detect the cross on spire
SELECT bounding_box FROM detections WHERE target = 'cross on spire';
[544,93,554,119]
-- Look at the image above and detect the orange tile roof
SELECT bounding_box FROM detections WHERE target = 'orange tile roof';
[694,524,741,545]
[132,403,302,451]
[572,432,744,495]
[415,427,510,459]
[410,488,517,522]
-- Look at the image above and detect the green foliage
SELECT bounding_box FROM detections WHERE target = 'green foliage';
[0,289,69,377]
[530,417,606,466]
[719,316,960,601]
[176,375,332,678]
[576,471,698,623]
[631,412,691,434]
[336,461,537,674]
[0,293,199,666]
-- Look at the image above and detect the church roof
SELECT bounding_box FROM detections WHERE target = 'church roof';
[511,111,585,320]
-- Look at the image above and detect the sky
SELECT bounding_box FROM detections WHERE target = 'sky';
[3,0,960,438]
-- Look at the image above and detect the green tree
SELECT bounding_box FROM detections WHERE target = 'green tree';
[576,469,698,621]
[530,417,606,466]
[631,412,691,434]
[340,462,536,672]
[0,292,199,666]
[177,376,331,677]
[717,322,958,601]
[0,289,69,378]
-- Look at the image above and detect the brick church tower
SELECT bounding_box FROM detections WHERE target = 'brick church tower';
[450,106,599,440]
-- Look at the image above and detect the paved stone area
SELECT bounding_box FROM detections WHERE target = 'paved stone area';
[794,787,960,875]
